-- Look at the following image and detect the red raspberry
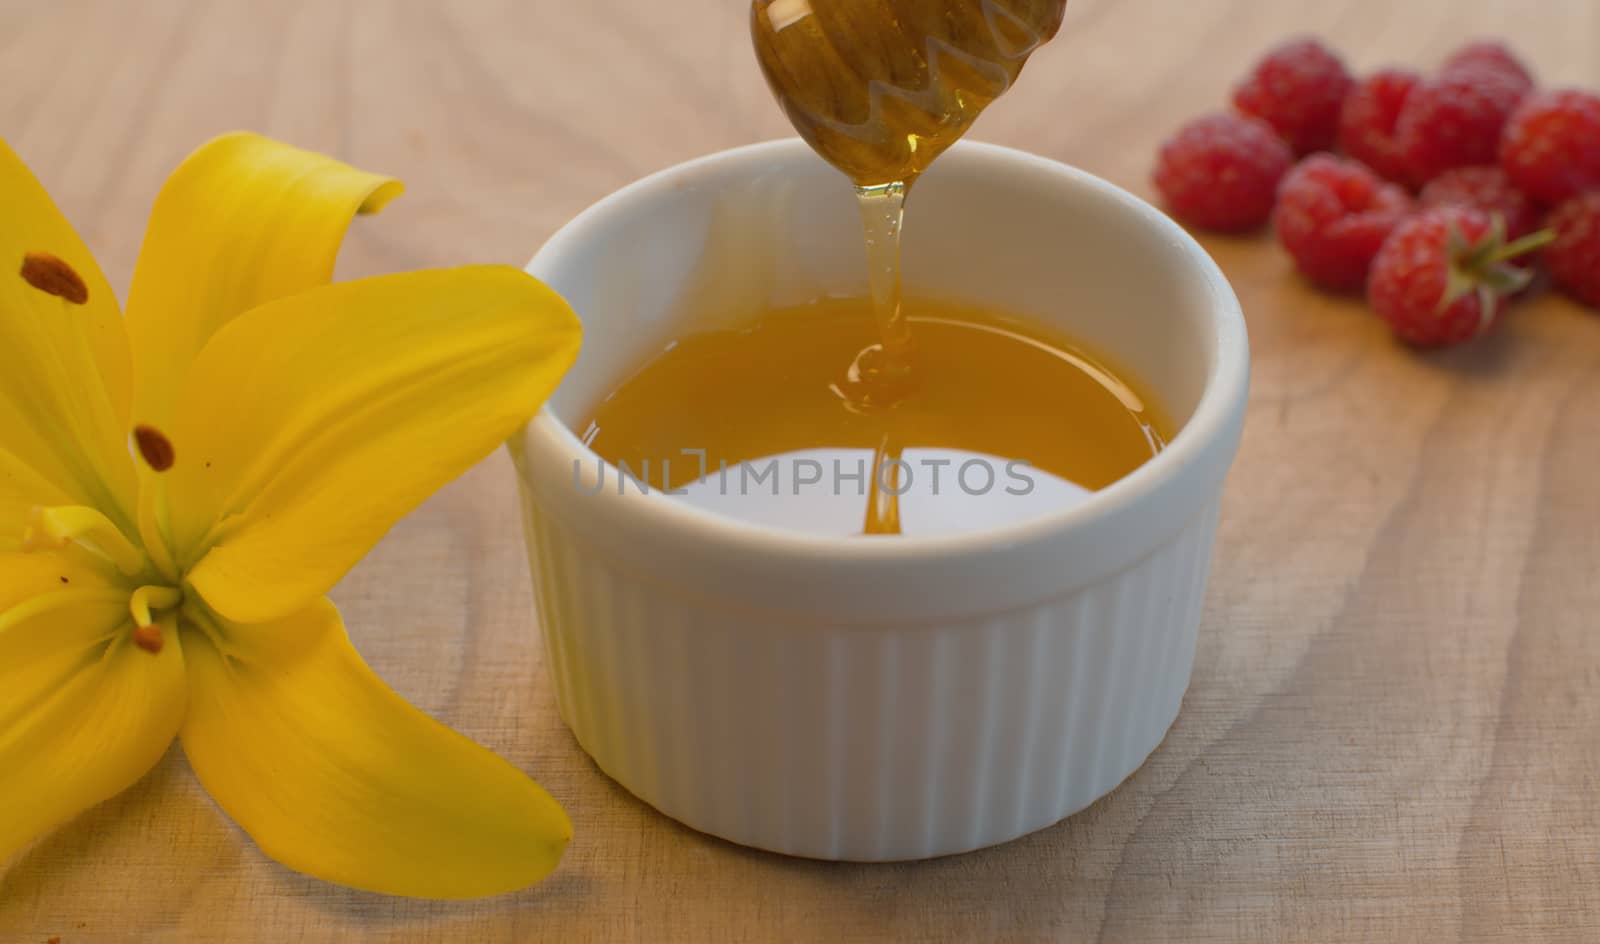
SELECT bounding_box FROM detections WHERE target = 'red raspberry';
[1544,192,1600,309]
[1419,166,1542,239]
[1154,113,1294,232]
[1396,66,1528,188]
[1274,155,1413,291]
[1232,37,1354,155]
[1338,69,1421,184]
[1368,207,1544,346]
[1441,40,1536,95]
[1500,89,1600,206]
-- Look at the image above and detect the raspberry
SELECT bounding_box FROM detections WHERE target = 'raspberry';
[1274,155,1413,291]
[1500,89,1600,206]
[1419,166,1542,240]
[1154,113,1294,232]
[1338,69,1421,184]
[1544,192,1600,309]
[1367,207,1547,346]
[1441,40,1536,95]
[1396,66,1528,188]
[1232,37,1354,155]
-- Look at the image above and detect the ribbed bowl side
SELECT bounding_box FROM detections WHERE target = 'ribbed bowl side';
[521,490,1221,861]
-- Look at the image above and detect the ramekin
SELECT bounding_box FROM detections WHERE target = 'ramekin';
[511,138,1249,861]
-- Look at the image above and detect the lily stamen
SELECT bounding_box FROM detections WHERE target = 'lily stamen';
[20,250,89,305]
[133,425,176,472]
[128,585,183,637]
[131,623,165,655]
[21,505,148,577]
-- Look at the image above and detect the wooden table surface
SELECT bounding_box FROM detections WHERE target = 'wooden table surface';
[4,1,1599,941]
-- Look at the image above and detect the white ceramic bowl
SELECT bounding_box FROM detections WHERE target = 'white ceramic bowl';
[511,139,1248,861]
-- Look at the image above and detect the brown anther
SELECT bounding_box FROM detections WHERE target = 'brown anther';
[134,425,175,472]
[20,251,89,305]
[132,623,164,654]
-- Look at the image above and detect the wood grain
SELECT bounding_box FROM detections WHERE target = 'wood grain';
[3,0,1599,940]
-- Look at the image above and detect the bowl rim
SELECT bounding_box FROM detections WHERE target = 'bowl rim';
[519,137,1248,567]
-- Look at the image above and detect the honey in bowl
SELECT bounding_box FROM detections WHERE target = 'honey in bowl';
[579,296,1168,538]
[575,1,1125,537]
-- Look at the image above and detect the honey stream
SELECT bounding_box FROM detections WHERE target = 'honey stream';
[752,0,1068,533]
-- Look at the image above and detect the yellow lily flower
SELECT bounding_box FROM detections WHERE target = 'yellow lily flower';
[1,132,581,898]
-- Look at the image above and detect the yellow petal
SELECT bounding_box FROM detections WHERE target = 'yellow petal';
[0,449,73,553]
[124,132,403,433]
[172,266,580,624]
[0,547,128,615]
[0,138,138,535]
[0,561,185,859]
[180,598,571,898]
